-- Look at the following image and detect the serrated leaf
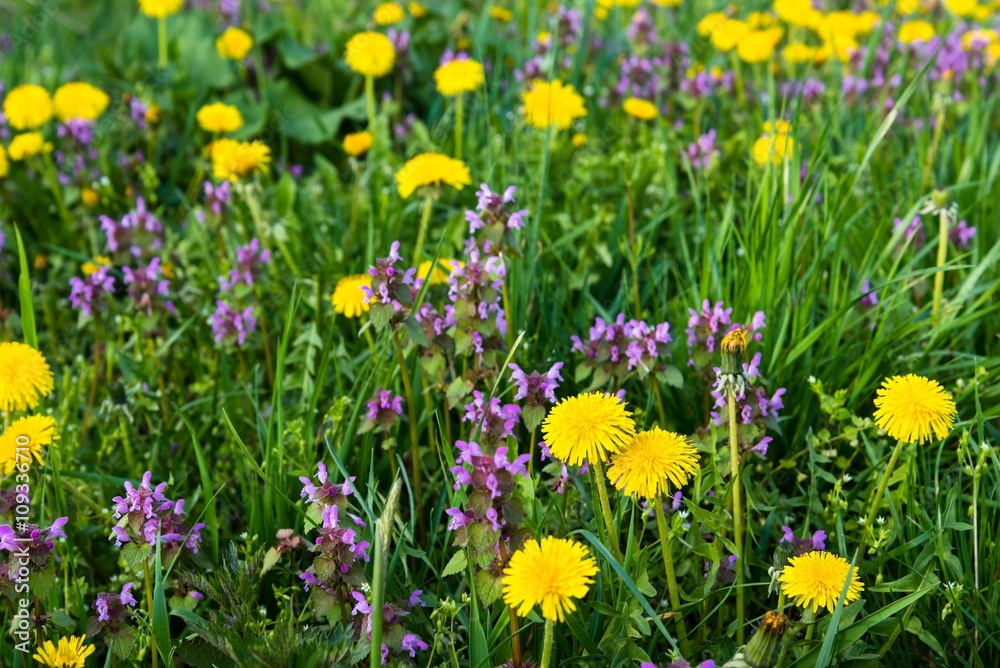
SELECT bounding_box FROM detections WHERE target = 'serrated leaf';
[442,551,468,577]
[657,365,684,389]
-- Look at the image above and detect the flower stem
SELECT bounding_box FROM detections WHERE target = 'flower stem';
[728,389,745,645]
[143,559,159,668]
[365,75,376,137]
[498,541,522,668]
[591,457,622,563]
[863,438,905,531]
[932,209,948,322]
[540,620,555,668]
[413,193,434,265]
[455,94,464,161]
[157,17,168,69]
[393,329,423,535]
[655,503,689,654]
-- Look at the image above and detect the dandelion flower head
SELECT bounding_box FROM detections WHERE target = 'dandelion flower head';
[332,274,372,319]
[374,2,405,25]
[607,428,700,500]
[434,56,485,96]
[53,82,110,122]
[209,138,271,181]
[395,152,471,198]
[778,551,864,614]
[542,392,636,466]
[522,79,587,130]
[1,414,57,474]
[197,102,244,133]
[3,84,53,130]
[345,31,396,78]
[0,342,55,412]
[216,27,254,59]
[502,536,599,622]
[33,635,96,668]
[343,131,373,157]
[873,374,956,444]
[623,97,658,121]
[137,0,183,18]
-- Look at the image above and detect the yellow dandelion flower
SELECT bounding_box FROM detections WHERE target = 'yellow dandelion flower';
[137,0,183,18]
[622,97,658,121]
[697,12,729,37]
[217,27,254,59]
[197,102,244,133]
[896,0,920,14]
[343,131,373,157]
[82,256,112,276]
[8,132,50,161]
[521,79,587,131]
[345,31,396,78]
[3,84,53,130]
[752,131,794,165]
[408,1,428,18]
[417,259,463,285]
[779,552,864,614]
[0,415,57,474]
[738,27,783,63]
[502,536,598,622]
[81,188,100,207]
[395,152,471,198]
[782,42,821,64]
[434,58,485,96]
[873,374,956,444]
[773,0,821,28]
[945,0,978,15]
[331,274,372,319]
[53,82,110,122]
[0,146,8,179]
[374,2,405,25]
[145,104,162,125]
[490,6,513,21]
[33,635,95,668]
[542,392,636,466]
[899,20,935,44]
[0,342,54,412]
[962,28,998,50]
[571,132,587,147]
[651,0,682,6]
[710,19,751,52]
[606,428,699,500]
[209,138,270,181]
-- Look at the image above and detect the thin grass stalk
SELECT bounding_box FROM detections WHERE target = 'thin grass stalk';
[455,94,464,161]
[728,389,745,645]
[498,541,522,668]
[365,75,376,139]
[413,193,435,265]
[590,457,621,562]
[143,559,159,668]
[655,503,689,654]
[863,438,905,531]
[393,329,422,533]
[157,17,167,69]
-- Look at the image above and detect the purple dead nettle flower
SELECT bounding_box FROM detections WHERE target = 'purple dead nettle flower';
[680,67,734,98]
[447,439,530,532]
[571,314,672,385]
[129,97,150,130]
[388,29,411,75]
[780,78,825,105]
[394,113,416,141]
[893,215,925,251]
[299,463,356,509]
[686,301,764,368]
[950,219,976,248]
[122,257,175,316]
[204,180,231,216]
[463,391,521,445]
[860,279,879,310]
[365,388,404,432]
[539,441,587,495]
[349,589,427,664]
[219,238,271,292]
[209,300,256,346]
[100,197,163,258]
[465,184,528,254]
[508,362,563,431]
[0,518,68,573]
[57,118,95,145]
[88,582,138,638]
[444,241,507,366]
[68,265,116,316]
[683,129,718,170]
[706,553,739,586]
[109,471,204,554]
[780,525,827,555]
[362,241,418,329]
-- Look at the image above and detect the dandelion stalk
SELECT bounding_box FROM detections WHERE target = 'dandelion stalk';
[143,559,159,668]
[498,541,522,668]
[454,94,464,161]
[863,438,904,533]
[157,17,168,69]
[728,387,745,645]
[365,75,376,139]
[413,192,434,265]
[539,620,555,668]
[655,502,689,654]
[932,207,948,321]
[591,457,622,562]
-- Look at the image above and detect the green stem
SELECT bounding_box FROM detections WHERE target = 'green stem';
[728,389,745,645]
[143,560,159,668]
[540,620,555,668]
[369,529,385,668]
[591,457,622,563]
[413,193,434,265]
[655,503,689,654]
[365,75,376,138]
[455,94,464,161]
[863,439,905,531]
[157,17,167,69]
[393,330,422,534]
[42,152,70,226]
[932,209,948,322]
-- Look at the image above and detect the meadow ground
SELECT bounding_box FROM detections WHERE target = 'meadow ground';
[0,0,999,666]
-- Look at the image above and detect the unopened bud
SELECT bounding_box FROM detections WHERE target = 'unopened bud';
[720,328,747,376]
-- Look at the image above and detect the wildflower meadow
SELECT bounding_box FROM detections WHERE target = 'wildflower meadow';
[2,0,1000,666]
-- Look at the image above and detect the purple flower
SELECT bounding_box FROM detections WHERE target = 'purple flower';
[204,180,231,216]
[860,280,878,310]
[893,216,925,251]
[950,220,976,248]
[68,265,116,316]
[365,389,404,431]
[209,300,256,346]
[219,238,271,292]
[122,257,175,316]
[683,129,718,170]
[401,633,429,658]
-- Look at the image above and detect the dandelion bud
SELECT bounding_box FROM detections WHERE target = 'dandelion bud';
[930,188,950,210]
[720,327,747,376]
[740,611,787,668]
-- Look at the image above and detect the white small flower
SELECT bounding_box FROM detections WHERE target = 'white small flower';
[843,473,853,482]
[259,606,267,615]
[857,516,867,525]
[678,510,690,519]
[808,375,817,383]
[876,516,886,525]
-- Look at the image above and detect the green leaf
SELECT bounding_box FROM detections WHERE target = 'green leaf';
[153,539,173,665]
[657,365,684,389]
[274,172,297,219]
[13,225,36,348]
[121,542,153,570]
[441,550,468,577]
